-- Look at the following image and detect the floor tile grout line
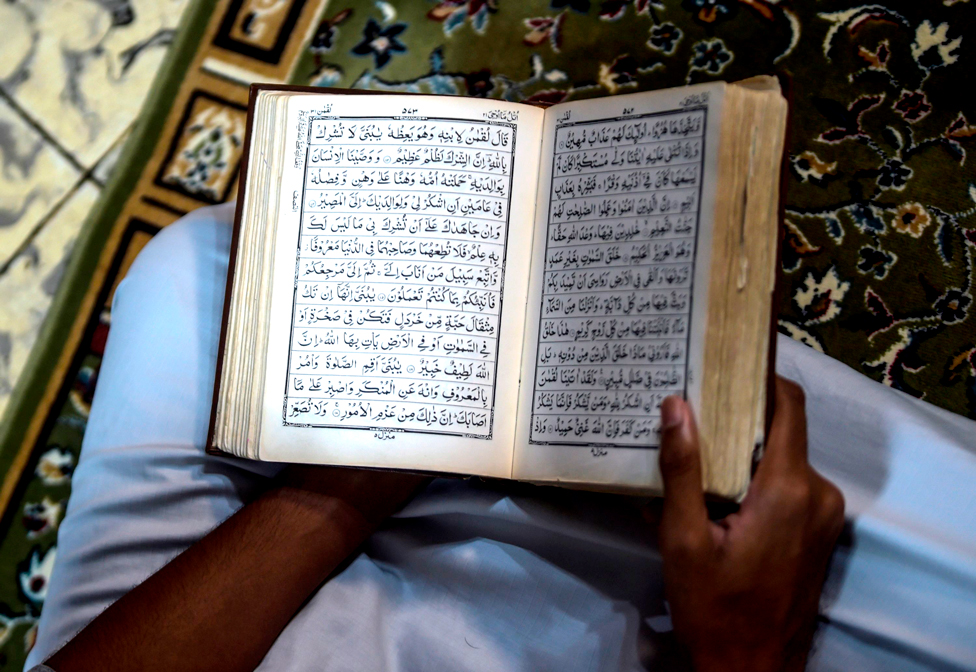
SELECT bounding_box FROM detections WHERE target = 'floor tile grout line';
[0,88,88,175]
[0,120,136,275]
[0,179,86,277]
[89,121,138,189]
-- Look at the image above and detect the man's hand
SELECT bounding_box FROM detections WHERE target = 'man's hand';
[658,377,845,672]
[276,465,429,528]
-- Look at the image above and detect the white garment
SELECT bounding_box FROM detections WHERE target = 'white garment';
[26,204,976,671]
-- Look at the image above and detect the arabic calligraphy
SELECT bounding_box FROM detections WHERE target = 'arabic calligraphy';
[283,116,516,438]
[530,108,707,447]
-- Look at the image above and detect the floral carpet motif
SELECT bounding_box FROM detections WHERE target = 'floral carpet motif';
[297,0,976,417]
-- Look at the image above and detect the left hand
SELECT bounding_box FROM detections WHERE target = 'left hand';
[276,465,430,528]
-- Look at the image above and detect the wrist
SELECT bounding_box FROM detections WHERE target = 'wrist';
[691,646,785,672]
[262,484,378,541]
[272,465,427,527]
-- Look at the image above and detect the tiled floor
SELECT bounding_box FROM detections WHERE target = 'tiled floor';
[0,0,191,416]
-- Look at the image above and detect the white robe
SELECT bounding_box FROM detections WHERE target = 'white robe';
[27,204,976,671]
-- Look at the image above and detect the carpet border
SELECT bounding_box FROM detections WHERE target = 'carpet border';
[0,218,162,543]
[0,0,219,512]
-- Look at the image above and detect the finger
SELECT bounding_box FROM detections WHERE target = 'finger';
[658,396,710,554]
[754,376,809,487]
[812,472,846,540]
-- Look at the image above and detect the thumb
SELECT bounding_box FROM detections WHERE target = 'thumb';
[658,397,709,550]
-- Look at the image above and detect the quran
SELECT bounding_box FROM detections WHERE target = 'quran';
[208,78,788,499]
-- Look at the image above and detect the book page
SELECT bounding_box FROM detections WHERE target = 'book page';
[260,94,544,478]
[513,82,725,491]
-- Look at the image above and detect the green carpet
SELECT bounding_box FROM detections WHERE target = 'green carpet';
[290,0,976,414]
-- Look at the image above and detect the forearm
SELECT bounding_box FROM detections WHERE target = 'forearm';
[46,485,374,672]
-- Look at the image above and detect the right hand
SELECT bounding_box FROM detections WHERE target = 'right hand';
[657,377,845,672]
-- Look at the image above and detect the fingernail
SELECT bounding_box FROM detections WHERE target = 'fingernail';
[660,396,684,430]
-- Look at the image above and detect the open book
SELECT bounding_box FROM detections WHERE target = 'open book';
[208,78,788,499]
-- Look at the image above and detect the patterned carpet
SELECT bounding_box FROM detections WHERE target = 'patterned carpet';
[0,0,973,668]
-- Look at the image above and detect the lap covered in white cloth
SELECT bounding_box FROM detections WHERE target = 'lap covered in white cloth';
[26,204,976,671]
